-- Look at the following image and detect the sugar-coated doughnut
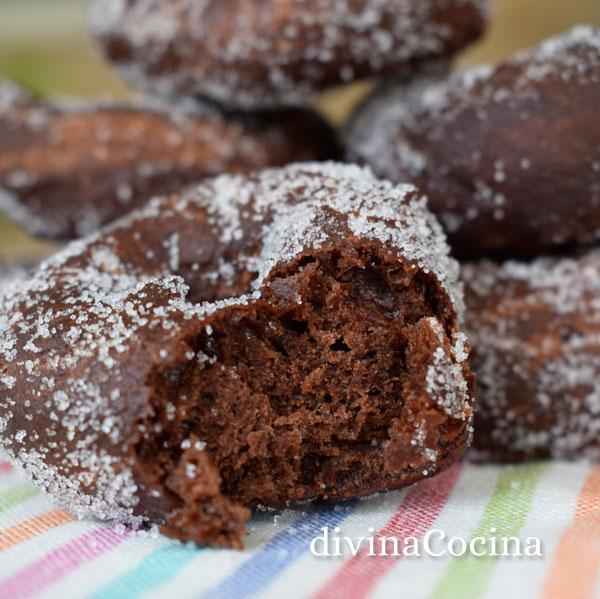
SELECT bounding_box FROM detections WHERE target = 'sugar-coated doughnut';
[0,163,472,548]
[89,0,489,108]
[463,250,600,461]
[346,26,600,258]
[0,79,339,240]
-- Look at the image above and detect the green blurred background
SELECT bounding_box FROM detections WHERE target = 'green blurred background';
[1,0,599,261]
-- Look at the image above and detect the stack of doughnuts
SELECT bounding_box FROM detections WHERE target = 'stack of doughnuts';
[0,0,491,239]
[0,1,492,547]
[347,26,600,461]
[2,0,598,550]
[5,0,599,551]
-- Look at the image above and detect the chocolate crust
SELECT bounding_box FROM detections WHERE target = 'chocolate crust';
[346,26,600,258]
[0,163,472,548]
[463,250,600,462]
[0,80,339,240]
[88,0,489,108]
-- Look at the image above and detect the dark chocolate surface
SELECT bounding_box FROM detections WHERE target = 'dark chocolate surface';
[464,250,600,461]
[0,80,339,240]
[346,26,600,258]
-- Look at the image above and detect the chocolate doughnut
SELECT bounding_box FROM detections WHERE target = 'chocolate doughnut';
[0,163,472,548]
[346,26,600,258]
[88,0,490,108]
[463,250,600,462]
[0,79,339,240]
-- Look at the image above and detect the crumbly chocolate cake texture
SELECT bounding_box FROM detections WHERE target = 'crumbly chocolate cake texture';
[89,0,489,108]
[464,250,600,462]
[346,26,600,258]
[0,163,472,548]
[0,79,339,240]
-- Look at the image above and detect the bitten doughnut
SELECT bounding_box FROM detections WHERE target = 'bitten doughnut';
[0,79,339,240]
[347,26,600,258]
[463,250,600,462]
[0,163,472,548]
[88,0,490,108]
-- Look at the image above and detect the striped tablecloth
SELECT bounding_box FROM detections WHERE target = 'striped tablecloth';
[0,457,597,599]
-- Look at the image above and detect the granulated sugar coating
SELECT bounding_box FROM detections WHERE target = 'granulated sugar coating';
[0,78,338,240]
[0,163,472,548]
[88,0,489,108]
[346,26,600,258]
[464,249,600,462]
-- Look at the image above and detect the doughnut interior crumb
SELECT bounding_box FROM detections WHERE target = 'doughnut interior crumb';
[138,242,468,547]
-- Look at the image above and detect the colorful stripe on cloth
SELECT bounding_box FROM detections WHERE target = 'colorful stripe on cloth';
[200,503,356,599]
[0,462,13,475]
[314,465,462,599]
[0,508,73,553]
[428,463,548,599]
[483,461,591,599]
[543,465,600,599]
[0,526,128,598]
[0,457,597,599]
[89,543,203,599]
[0,484,38,514]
